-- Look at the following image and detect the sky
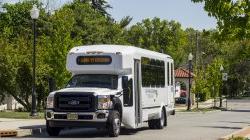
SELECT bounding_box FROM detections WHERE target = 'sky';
[107,0,217,30]
[41,0,218,30]
[1,0,218,30]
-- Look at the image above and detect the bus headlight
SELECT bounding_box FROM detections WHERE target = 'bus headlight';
[46,94,54,109]
[98,95,113,110]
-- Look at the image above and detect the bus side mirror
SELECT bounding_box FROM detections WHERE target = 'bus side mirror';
[122,76,133,106]
[122,76,128,91]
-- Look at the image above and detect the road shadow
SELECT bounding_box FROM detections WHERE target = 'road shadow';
[220,121,250,125]
[225,109,250,112]
[120,127,149,135]
[198,126,242,130]
[23,126,150,138]
[19,125,45,129]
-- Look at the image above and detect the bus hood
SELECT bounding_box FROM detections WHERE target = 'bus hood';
[55,87,120,96]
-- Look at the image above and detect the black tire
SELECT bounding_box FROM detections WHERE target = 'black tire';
[164,112,168,126]
[107,111,121,137]
[148,119,156,129]
[155,109,165,129]
[46,121,61,136]
[172,110,176,115]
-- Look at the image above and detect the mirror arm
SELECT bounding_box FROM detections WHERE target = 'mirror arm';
[116,91,124,97]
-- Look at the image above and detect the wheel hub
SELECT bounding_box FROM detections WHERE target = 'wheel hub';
[114,118,120,133]
[161,111,164,126]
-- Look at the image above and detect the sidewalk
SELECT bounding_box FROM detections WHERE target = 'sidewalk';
[0,118,45,137]
[219,127,250,140]
[175,99,214,111]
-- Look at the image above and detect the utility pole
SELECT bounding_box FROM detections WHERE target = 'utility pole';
[187,53,193,111]
[30,4,40,117]
[196,32,199,109]
[195,31,199,69]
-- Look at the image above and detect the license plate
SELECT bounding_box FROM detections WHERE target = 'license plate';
[67,113,78,120]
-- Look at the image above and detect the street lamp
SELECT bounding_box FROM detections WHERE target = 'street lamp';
[30,4,39,117]
[187,53,193,111]
[220,65,224,72]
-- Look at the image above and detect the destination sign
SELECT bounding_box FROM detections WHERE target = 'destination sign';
[76,56,112,65]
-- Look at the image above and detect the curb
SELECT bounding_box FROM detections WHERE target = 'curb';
[176,110,222,114]
[0,128,46,138]
[16,129,32,137]
[0,130,17,137]
[15,127,46,137]
[16,127,46,137]
[219,126,250,140]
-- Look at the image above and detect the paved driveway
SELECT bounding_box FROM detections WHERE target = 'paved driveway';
[5,99,250,140]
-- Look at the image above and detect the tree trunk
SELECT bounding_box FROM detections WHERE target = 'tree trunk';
[7,89,31,111]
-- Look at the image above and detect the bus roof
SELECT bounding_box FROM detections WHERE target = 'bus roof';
[69,45,172,59]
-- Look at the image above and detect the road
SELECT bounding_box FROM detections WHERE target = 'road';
[4,99,250,140]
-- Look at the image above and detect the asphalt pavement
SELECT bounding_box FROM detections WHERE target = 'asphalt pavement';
[1,99,250,140]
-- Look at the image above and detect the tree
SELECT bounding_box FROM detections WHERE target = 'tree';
[41,1,125,88]
[191,0,250,39]
[125,18,188,67]
[0,0,126,111]
[0,42,33,111]
[91,0,111,16]
[119,16,133,28]
[192,69,210,101]
[0,50,11,102]
[225,40,250,97]
[16,62,32,111]
[206,58,223,100]
[4,0,249,109]
[0,1,54,110]
[75,0,111,16]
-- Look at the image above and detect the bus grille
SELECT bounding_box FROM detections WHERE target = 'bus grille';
[54,92,96,112]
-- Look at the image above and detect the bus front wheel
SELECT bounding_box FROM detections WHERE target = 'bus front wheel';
[107,111,121,137]
[46,121,62,136]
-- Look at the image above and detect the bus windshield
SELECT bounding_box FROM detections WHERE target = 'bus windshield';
[66,74,118,89]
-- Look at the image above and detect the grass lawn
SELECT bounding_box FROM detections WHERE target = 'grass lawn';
[178,107,222,112]
[191,107,221,112]
[0,111,44,119]
[228,136,248,140]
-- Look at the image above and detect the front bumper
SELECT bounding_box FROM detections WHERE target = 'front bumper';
[47,120,107,128]
[45,110,109,122]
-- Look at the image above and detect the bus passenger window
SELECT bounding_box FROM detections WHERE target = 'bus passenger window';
[123,79,133,106]
[141,57,165,87]
[167,62,170,86]
[171,63,174,85]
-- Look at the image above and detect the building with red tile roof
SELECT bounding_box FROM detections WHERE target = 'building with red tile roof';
[175,68,195,105]
[175,68,195,78]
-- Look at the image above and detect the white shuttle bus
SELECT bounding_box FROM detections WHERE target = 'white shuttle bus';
[46,45,175,137]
